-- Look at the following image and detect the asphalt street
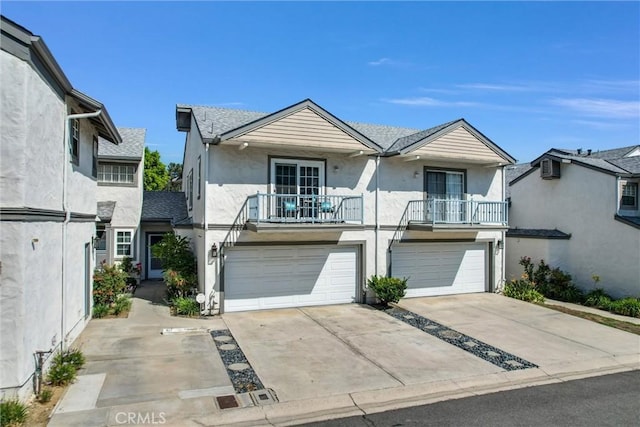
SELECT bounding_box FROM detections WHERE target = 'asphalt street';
[304,370,640,427]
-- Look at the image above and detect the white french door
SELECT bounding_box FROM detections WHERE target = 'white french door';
[270,159,325,219]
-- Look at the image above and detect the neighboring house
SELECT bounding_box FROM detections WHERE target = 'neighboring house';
[175,99,515,313]
[96,128,145,268]
[139,191,190,280]
[0,16,121,400]
[507,146,640,298]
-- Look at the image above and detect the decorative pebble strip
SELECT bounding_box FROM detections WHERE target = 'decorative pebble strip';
[210,330,265,393]
[385,308,537,371]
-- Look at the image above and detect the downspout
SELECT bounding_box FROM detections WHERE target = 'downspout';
[375,155,380,276]
[500,164,507,293]
[62,110,102,351]
[203,141,211,314]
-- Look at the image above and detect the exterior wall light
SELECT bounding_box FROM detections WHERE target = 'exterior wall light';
[211,243,218,257]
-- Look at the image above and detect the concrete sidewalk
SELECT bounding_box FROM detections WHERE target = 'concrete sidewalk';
[48,289,640,427]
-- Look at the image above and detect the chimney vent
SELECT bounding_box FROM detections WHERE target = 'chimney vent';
[577,148,582,155]
[587,149,592,156]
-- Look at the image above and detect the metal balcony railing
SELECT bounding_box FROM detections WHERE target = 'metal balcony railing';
[406,198,508,226]
[247,193,364,224]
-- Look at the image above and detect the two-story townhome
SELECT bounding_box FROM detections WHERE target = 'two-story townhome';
[506,146,640,299]
[0,16,121,400]
[175,99,515,314]
[96,128,145,268]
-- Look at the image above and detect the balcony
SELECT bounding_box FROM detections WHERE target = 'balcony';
[245,193,364,232]
[405,197,508,231]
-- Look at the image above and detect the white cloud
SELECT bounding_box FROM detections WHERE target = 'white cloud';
[550,98,640,119]
[368,57,391,66]
[456,83,533,92]
[385,97,480,107]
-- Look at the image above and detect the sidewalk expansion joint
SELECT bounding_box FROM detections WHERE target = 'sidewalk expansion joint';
[383,306,537,371]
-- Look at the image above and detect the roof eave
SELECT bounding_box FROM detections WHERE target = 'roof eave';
[70,89,121,145]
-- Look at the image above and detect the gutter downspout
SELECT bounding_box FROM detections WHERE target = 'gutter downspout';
[500,164,507,293]
[62,110,102,351]
[375,155,380,277]
[203,141,211,314]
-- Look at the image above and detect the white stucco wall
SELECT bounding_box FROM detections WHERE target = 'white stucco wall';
[509,165,640,298]
[0,50,98,399]
[1,50,65,211]
[505,237,570,282]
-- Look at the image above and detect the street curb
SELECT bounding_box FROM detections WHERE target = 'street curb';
[188,365,639,426]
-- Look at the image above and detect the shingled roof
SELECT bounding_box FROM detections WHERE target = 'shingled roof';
[99,128,146,160]
[141,191,188,224]
[176,100,512,157]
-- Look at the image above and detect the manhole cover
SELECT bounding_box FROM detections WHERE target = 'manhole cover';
[219,344,237,351]
[214,335,233,343]
[228,363,250,371]
[216,395,238,409]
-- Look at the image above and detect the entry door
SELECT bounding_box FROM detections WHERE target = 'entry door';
[147,234,164,279]
[271,159,324,220]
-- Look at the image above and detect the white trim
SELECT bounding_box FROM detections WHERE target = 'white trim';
[269,158,325,194]
[114,228,134,259]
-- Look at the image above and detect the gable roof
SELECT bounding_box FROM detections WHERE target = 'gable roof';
[141,191,188,224]
[1,16,121,145]
[176,100,515,162]
[99,128,146,160]
[505,163,533,195]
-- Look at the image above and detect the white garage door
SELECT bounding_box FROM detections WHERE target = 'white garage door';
[224,245,357,312]
[391,242,486,297]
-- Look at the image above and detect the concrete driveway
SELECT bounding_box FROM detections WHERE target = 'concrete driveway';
[49,289,640,427]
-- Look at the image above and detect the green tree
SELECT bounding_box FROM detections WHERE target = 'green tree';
[165,162,183,191]
[144,147,170,191]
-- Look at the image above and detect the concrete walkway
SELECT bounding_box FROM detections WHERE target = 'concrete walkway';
[48,289,640,427]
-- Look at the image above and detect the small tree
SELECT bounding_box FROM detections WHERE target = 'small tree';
[144,147,170,191]
[165,162,183,191]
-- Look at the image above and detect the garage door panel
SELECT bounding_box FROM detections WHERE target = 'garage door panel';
[225,246,357,312]
[392,243,486,298]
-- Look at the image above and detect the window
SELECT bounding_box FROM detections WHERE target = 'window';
[70,118,79,165]
[98,163,136,184]
[188,169,193,210]
[95,225,106,251]
[621,182,638,209]
[115,230,133,257]
[197,155,201,200]
[92,136,98,177]
[425,169,465,199]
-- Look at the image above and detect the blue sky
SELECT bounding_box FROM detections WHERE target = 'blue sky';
[4,1,639,164]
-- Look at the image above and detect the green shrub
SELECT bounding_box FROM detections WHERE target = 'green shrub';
[46,360,76,386]
[367,275,408,305]
[0,399,28,426]
[151,233,197,276]
[503,279,545,303]
[93,263,128,306]
[37,388,53,403]
[120,256,133,274]
[584,288,613,309]
[59,348,85,370]
[609,298,640,318]
[517,257,582,303]
[172,297,200,316]
[113,295,132,315]
[164,269,197,300]
[92,303,109,318]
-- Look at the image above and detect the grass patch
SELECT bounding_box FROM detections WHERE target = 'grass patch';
[543,304,640,335]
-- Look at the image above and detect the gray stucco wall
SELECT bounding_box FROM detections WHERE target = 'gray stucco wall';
[508,165,640,298]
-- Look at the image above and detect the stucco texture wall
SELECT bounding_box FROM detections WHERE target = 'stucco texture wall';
[509,165,640,298]
[1,51,65,210]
